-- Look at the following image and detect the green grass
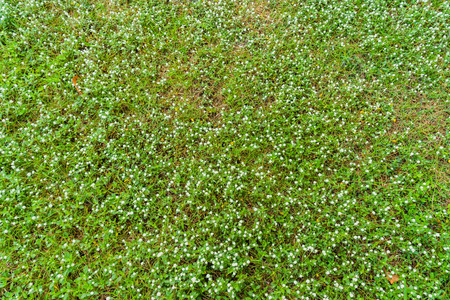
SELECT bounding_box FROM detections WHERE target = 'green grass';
[1,0,450,298]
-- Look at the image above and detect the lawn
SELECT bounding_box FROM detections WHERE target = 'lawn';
[1,0,450,298]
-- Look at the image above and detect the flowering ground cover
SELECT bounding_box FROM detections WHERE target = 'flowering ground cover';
[1,0,450,298]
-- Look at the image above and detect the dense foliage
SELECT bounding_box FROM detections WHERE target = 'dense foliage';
[1,0,450,298]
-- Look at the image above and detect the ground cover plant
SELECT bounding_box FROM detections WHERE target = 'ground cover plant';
[1,0,450,298]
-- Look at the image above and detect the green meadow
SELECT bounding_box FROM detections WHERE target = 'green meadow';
[1,0,450,298]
